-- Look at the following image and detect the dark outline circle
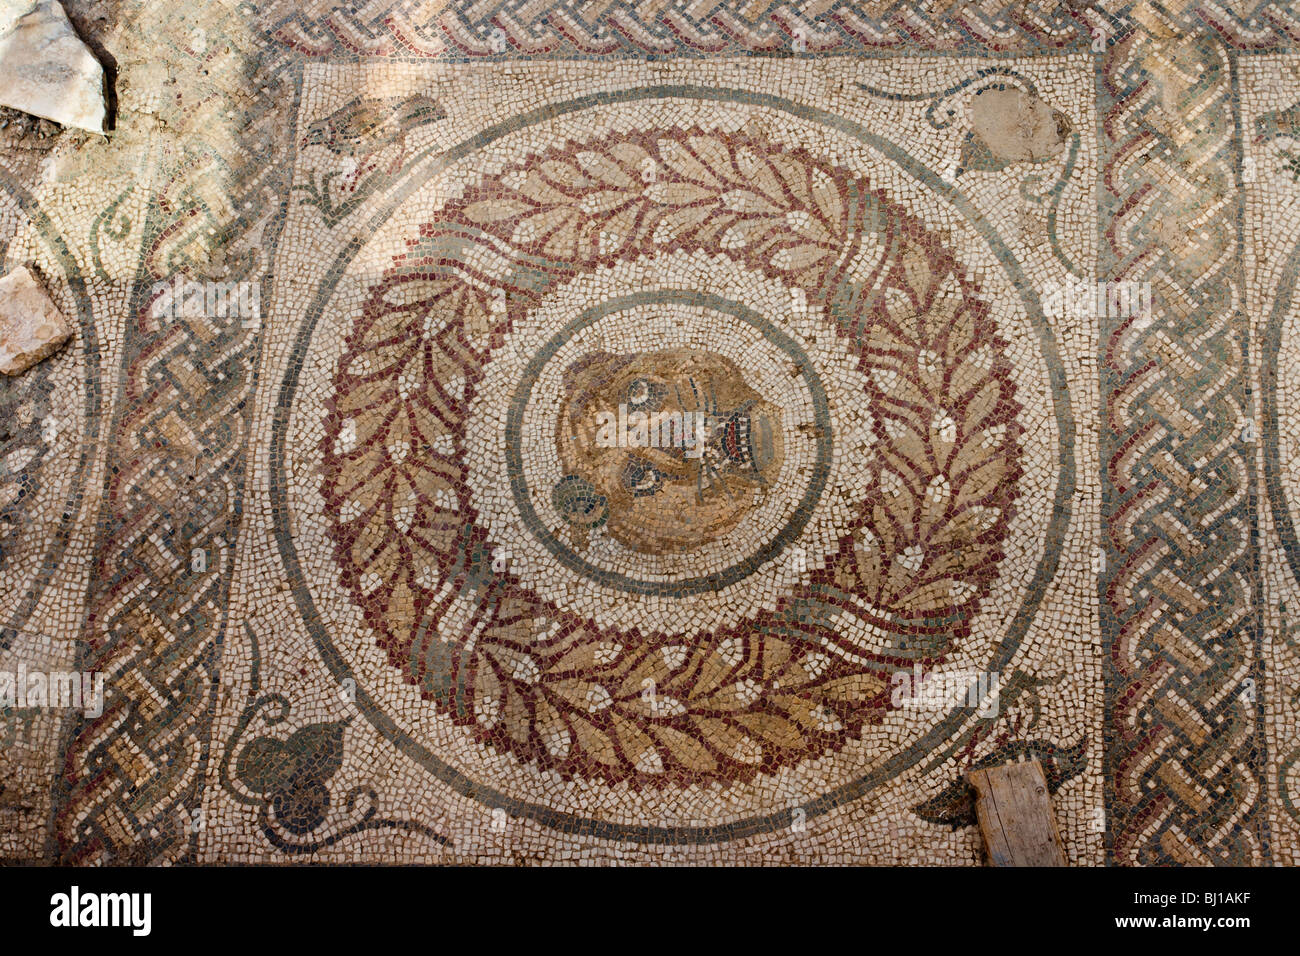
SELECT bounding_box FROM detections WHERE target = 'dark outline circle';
[270,84,1076,844]
[501,289,832,595]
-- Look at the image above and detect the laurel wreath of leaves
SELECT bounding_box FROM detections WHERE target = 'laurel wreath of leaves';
[321,127,1022,784]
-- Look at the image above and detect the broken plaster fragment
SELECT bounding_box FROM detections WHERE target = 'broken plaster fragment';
[0,264,72,375]
[0,0,107,135]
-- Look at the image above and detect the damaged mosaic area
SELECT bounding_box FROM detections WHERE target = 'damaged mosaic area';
[0,0,1295,866]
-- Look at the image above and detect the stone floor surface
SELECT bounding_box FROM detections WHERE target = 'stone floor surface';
[0,0,1296,866]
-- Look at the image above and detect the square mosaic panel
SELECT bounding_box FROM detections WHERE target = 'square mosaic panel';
[0,0,1296,865]
[199,55,1100,863]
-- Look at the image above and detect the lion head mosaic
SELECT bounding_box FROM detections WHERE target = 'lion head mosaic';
[553,348,784,553]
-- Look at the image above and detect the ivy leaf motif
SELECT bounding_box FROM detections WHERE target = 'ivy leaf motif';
[235,737,289,797]
[236,720,348,799]
[286,720,349,783]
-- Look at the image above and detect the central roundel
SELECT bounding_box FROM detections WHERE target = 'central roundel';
[559,345,784,552]
[553,342,788,555]
[477,285,836,601]
[320,126,1024,786]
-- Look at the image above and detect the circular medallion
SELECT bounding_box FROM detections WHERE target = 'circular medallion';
[495,289,832,598]
[312,124,1024,787]
[461,256,878,634]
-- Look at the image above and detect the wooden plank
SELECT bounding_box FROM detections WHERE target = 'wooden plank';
[965,758,1067,867]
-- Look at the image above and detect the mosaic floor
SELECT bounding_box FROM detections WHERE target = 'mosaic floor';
[0,0,1297,866]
